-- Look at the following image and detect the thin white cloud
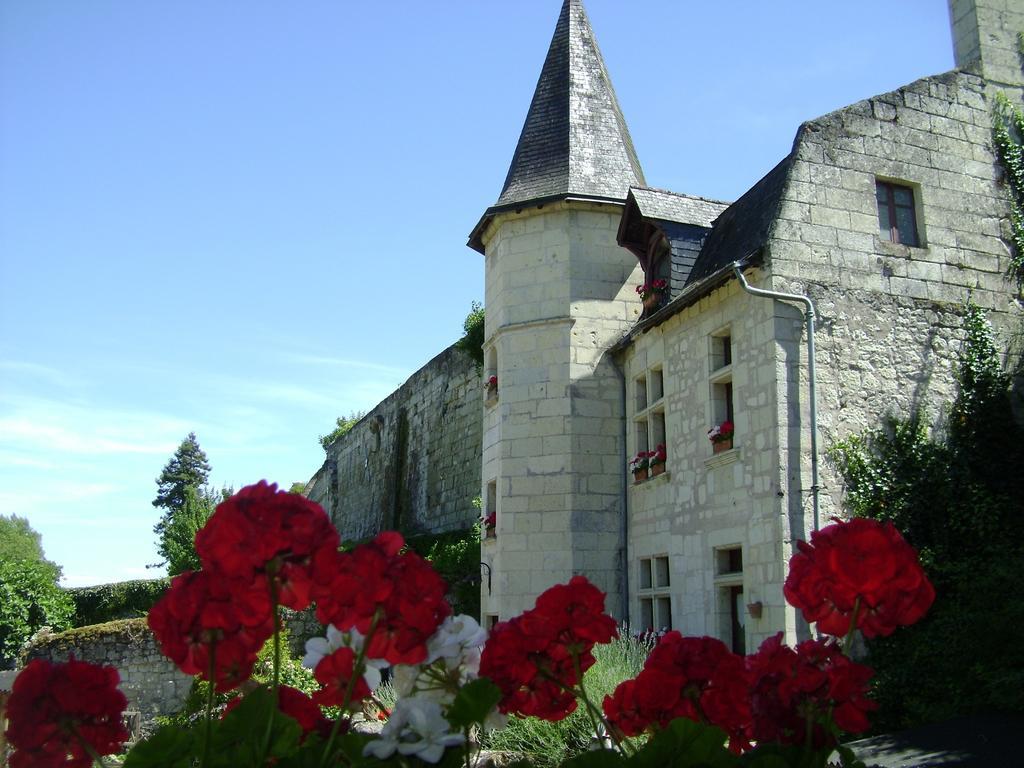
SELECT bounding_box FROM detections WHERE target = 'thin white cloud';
[0,417,175,456]
[0,359,81,388]
[286,353,412,377]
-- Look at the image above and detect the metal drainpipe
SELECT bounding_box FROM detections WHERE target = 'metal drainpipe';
[610,353,630,627]
[731,262,821,533]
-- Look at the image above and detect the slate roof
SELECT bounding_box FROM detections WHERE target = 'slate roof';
[629,187,728,229]
[469,0,645,252]
[686,156,793,284]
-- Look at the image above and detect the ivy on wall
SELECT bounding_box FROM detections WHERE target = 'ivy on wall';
[829,304,1024,729]
[991,33,1024,288]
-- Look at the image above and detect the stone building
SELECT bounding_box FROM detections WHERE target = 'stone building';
[312,0,1023,653]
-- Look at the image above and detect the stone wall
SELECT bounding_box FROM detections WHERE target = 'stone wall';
[306,343,482,542]
[25,620,192,724]
[766,67,1023,530]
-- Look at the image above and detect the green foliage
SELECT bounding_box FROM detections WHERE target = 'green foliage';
[0,556,73,666]
[829,304,1024,730]
[159,486,216,576]
[455,301,485,366]
[318,411,364,451]
[152,432,212,524]
[0,515,57,574]
[481,631,654,766]
[405,528,481,619]
[992,91,1024,287]
[67,577,169,627]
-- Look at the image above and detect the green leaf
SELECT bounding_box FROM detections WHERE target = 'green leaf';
[206,687,302,767]
[122,724,197,768]
[627,718,739,768]
[446,677,502,729]
[561,748,628,767]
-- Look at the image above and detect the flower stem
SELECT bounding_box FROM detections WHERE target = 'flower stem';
[842,597,861,657]
[320,610,382,767]
[76,733,110,768]
[199,641,217,768]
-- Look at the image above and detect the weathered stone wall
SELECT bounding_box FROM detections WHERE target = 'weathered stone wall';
[766,67,1023,532]
[306,344,482,542]
[25,620,192,723]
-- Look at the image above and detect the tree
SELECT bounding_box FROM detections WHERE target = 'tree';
[0,514,57,574]
[152,432,211,537]
[157,486,216,576]
[319,412,364,451]
[0,517,72,666]
[455,301,485,366]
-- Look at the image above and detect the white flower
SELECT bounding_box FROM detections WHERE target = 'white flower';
[362,697,464,764]
[425,614,487,667]
[302,624,387,691]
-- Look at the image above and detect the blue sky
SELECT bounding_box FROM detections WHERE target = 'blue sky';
[0,1,954,587]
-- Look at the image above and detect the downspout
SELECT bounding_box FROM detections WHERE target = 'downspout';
[731,262,821,533]
[610,354,630,626]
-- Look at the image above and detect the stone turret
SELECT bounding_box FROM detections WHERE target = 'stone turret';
[470,0,644,622]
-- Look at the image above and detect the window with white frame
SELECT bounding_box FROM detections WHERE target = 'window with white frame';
[709,329,735,450]
[638,555,672,632]
[633,367,666,477]
[714,546,745,654]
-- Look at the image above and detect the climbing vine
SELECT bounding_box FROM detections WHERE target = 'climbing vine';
[991,32,1024,288]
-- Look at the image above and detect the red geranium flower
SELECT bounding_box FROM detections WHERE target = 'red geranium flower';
[5,658,128,768]
[747,633,876,748]
[148,569,274,691]
[314,532,451,665]
[603,632,750,752]
[311,647,372,709]
[194,480,341,611]
[480,576,617,721]
[783,517,935,638]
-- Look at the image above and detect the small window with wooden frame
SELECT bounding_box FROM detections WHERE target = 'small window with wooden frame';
[714,546,745,655]
[632,367,667,481]
[709,328,735,453]
[638,555,672,632]
[875,179,921,247]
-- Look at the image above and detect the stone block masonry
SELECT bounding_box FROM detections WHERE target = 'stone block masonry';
[25,620,192,727]
[306,343,482,543]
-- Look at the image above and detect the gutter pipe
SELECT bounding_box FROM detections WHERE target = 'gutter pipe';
[610,354,630,627]
[731,262,821,533]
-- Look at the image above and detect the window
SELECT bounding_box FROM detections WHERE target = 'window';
[638,555,672,632]
[633,367,666,480]
[714,546,745,654]
[484,480,497,539]
[709,330,735,451]
[875,180,920,246]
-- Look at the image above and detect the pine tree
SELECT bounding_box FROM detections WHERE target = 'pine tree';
[152,432,211,538]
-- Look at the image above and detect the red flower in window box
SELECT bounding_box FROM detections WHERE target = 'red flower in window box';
[707,420,734,444]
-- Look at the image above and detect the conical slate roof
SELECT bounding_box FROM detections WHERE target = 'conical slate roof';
[469,0,645,251]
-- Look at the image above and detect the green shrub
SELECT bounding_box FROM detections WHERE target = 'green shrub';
[67,578,169,627]
[455,301,485,366]
[405,528,481,619]
[0,557,74,666]
[830,304,1024,730]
